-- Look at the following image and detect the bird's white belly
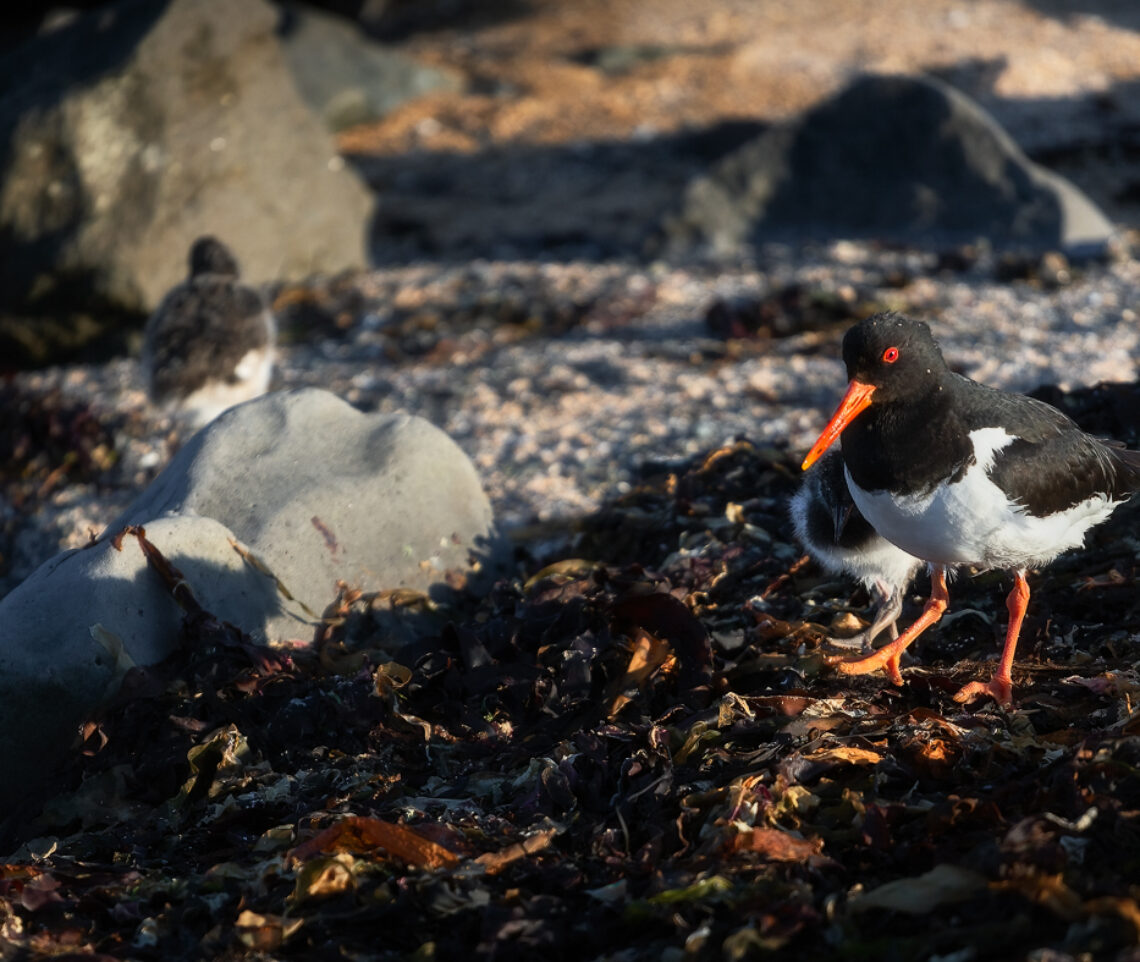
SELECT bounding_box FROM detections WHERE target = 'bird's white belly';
[180,346,275,427]
[845,427,1120,569]
[805,529,921,591]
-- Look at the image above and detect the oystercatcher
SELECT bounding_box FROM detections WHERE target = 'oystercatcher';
[142,236,277,428]
[801,312,1140,705]
[790,449,922,651]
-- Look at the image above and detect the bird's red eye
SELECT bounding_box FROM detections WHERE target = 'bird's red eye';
[882,346,899,363]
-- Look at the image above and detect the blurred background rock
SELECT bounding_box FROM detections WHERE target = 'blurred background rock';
[3,0,1140,369]
[2,0,1140,605]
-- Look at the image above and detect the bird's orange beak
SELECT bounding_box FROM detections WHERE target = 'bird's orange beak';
[801,379,876,470]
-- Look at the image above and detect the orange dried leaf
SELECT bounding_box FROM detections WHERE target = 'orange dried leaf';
[751,695,814,717]
[625,629,669,678]
[523,558,601,591]
[1085,896,1140,938]
[374,660,414,697]
[992,873,1083,921]
[697,442,748,474]
[474,827,559,876]
[806,745,882,765]
[901,734,961,779]
[234,910,303,950]
[731,827,824,862]
[288,816,460,870]
[610,591,710,671]
[749,614,799,643]
[605,629,672,719]
[0,865,42,881]
[292,855,357,902]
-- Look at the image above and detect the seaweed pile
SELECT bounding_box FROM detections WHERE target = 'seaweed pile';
[4,429,1140,961]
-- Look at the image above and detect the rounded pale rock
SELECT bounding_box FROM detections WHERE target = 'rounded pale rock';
[0,388,507,814]
[107,387,508,640]
[0,514,280,817]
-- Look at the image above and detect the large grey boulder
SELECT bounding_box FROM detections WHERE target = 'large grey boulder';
[107,387,506,621]
[0,388,508,812]
[662,73,1116,258]
[0,0,373,326]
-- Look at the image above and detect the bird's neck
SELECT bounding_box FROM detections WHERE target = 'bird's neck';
[841,382,972,496]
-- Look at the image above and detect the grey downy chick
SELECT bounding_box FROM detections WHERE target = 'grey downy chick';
[790,448,922,650]
[142,236,276,428]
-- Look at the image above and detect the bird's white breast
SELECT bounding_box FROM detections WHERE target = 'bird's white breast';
[845,427,1120,569]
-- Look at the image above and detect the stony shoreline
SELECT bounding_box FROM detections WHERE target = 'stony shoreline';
[5,240,1140,599]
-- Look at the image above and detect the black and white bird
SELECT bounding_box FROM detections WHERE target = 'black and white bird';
[142,236,276,427]
[790,449,922,651]
[802,312,1140,706]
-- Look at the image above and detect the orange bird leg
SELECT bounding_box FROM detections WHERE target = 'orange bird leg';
[953,569,1028,708]
[835,566,950,686]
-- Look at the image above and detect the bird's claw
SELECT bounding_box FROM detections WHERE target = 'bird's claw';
[830,647,905,686]
[952,677,1013,708]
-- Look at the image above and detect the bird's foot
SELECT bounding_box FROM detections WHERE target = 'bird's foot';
[952,676,1013,708]
[825,630,919,662]
[830,646,905,687]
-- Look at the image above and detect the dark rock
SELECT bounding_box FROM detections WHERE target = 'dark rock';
[276,2,464,132]
[347,0,522,41]
[936,245,982,273]
[0,0,373,342]
[0,310,138,371]
[662,73,1116,258]
[704,284,879,340]
[357,120,765,266]
[994,249,1073,287]
[571,44,692,76]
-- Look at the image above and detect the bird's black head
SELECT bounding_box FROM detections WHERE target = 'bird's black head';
[189,236,240,279]
[801,312,950,470]
[841,312,948,403]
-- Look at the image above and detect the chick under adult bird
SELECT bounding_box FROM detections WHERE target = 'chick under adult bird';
[790,449,923,651]
[142,236,277,428]
[801,312,1140,706]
